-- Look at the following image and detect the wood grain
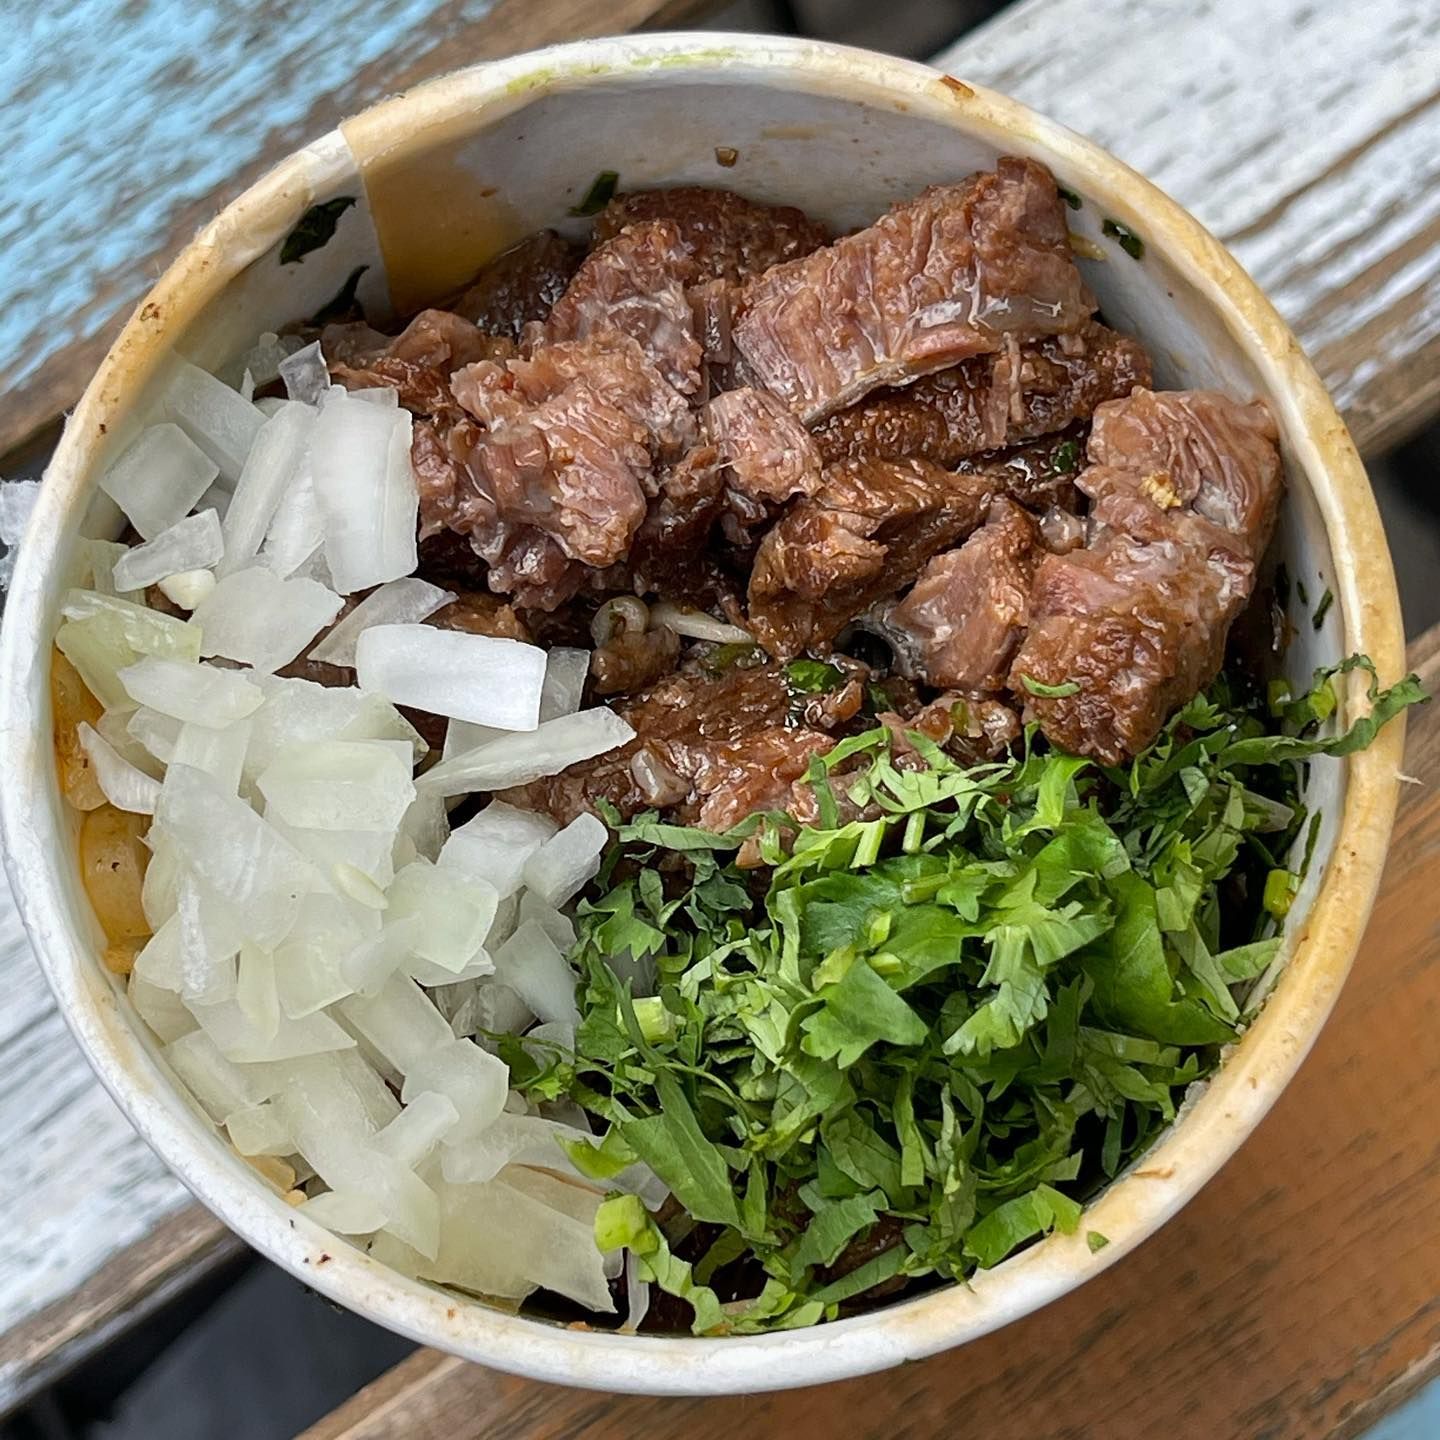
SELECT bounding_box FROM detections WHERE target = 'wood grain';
[936,0,1440,457]
[0,0,719,460]
[303,630,1440,1440]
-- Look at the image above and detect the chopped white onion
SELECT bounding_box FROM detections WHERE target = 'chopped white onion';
[649,601,753,644]
[309,389,417,593]
[309,578,454,669]
[355,625,546,730]
[374,1091,460,1168]
[99,423,220,539]
[160,358,268,483]
[119,656,264,727]
[163,1029,261,1122]
[157,568,218,611]
[236,944,281,1042]
[191,994,356,1064]
[57,592,202,710]
[299,1189,387,1235]
[127,972,196,1044]
[191,567,342,673]
[127,707,182,765]
[438,801,556,899]
[337,973,453,1074]
[519,889,579,955]
[492,919,580,1028]
[387,860,499,975]
[417,708,636,798]
[440,1111,587,1185]
[540,647,591,721]
[441,718,506,763]
[176,873,245,1002]
[226,1100,294,1157]
[155,765,316,948]
[279,341,330,406]
[77,722,161,814]
[111,510,223,593]
[258,739,415,833]
[217,402,314,577]
[400,1039,507,1143]
[258,462,325,579]
[522,813,608,906]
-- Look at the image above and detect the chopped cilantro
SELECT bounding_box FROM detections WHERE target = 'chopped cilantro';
[1312,588,1334,630]
[1019,675,1081,698]
[1297,578,1310,606]
[526,656,1423,1333]
[1102,218,1145,259]
[570,170,620,216]
[1052,438,1082,474]
[1087,1230,1110,1252]
[785,659,846,695]
[280,196,356,265]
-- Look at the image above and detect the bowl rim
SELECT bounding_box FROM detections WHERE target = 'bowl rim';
[0,30,1406,1396]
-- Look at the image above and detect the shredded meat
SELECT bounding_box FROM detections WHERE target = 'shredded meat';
[734,157,1093,423]
[812,322,1150,467]
[448,231,584,341]
[594,186,830,282]
[540,221,702,396]
[1011,389,1283,762]
[707,386,824,532]
[746,459,994,659]
[892,499,1040,692]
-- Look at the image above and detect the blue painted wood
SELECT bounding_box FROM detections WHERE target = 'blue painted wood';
[0,0,498,444]
[1365,1381,1440,1440]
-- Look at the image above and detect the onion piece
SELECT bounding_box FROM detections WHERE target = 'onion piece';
[258,462,325,579]
[387,860,499,975]
[217,402,314,577]
[99,424,220,539]
[170,716,253,795]
[156,569,218,611]
[57,593,203,710]
[279,341,330,406]
[309,577,454,670]
[119,656,264,727]
[160,359,268,484]
[309,389,417,593]
[541,647,591,721]
[192,567,343,674]
[338,973,454,1074]
[226,1100,294,1157]
[649,601,752,644]
[522,813,607,906]
[374,1091,460,1168]
[400,1039,507,1143]
[492,919,580,1027]
[258,739,415,833]
[112,510,224,593]
[438,801,557,899]
[417,708,636,798]
[163,1029,261,1122]
[77,722,161,814]
[356,624,547,731]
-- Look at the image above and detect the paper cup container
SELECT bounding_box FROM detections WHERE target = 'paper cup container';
[0,33,1406,1395]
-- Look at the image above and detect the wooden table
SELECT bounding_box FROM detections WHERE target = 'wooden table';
[2,0,1438,1434]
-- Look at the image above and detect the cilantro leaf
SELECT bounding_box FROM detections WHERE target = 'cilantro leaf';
[964,1183,1083,1267]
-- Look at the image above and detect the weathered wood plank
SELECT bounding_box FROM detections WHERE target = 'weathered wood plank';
[0,0,718,460]
[302,626,1440,1439]
[935,0,1440,456]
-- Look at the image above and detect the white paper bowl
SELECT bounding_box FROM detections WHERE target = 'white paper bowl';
[0,33,1407,1395]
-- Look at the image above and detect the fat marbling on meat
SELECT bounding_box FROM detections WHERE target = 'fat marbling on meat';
[733,157,1093,423]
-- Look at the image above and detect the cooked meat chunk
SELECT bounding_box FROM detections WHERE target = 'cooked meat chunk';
[427,591,531,640]
[812,323,1150,467]
[734,158,1093,423]
[879,690,1021,767]
[540,221,702,396]
[1036,505,1089,554]
[411,415,484,539]
[747,459,993,658]
[327,310,513,414]
[509,662,836,829]
[1080,388,1283,560]
[594,186,829,282]
[616,445,727,597]
[442,336,697,605]
[891,499,1040,691]
[1011,389,1283,762]
[964,428,1086,513]
[707,386,823,531]
[448,231,584,341]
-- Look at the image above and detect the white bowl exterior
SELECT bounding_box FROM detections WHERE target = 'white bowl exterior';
[0,34,1406,1395]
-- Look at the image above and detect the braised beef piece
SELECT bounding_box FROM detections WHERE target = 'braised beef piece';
[447,231,585,341]
[706,386,823,535]
[964,427,1087,513]
[594,187,830,283]
[734,157,1094,424]
[509,661,850,832]
[811,323,1150,468]
[590,623,682,697]
[539,221,702,397]
[891,499,1040,692]
[1011,389,1282,763]
[746,458,994,659]
[327,310,513,415]
[440,335,697,607]
[427,591,531,640]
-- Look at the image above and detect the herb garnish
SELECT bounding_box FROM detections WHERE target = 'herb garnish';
[528,658,1423,1334]
[1019,675,1081,698]
[570,170,620,217]
[1312,588,1334,630]
[785,659,846,696]
[1102,219,1145,260]
[280,197,357,265]
[1052,438,1082,474]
